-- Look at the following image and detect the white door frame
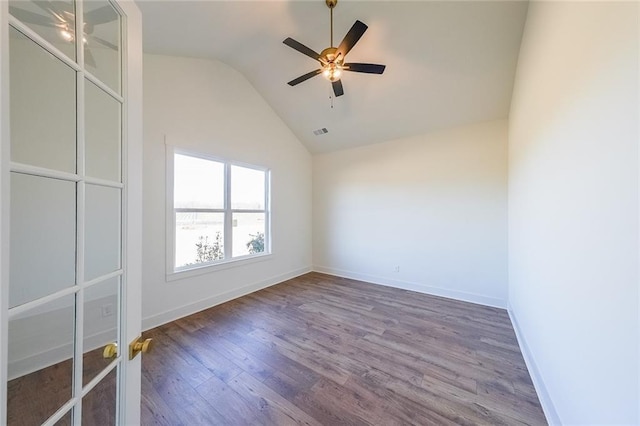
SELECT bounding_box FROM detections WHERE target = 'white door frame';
[118,0,143,423]
[0,0,10,422]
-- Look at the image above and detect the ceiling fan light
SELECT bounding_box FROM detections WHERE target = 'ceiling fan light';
[59,28,73,42]
[322,63,342,82]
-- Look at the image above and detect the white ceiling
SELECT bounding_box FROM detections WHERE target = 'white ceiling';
[138,0,529,153]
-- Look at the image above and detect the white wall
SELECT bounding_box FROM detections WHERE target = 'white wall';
[142,54,312,329]
[508,2,639,424]
[313,119,508,307]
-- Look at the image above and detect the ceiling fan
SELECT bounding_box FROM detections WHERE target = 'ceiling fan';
[283,0,386,98]
[9,0,118,67]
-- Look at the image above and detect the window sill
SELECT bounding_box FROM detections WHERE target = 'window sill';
[166,253,273,282]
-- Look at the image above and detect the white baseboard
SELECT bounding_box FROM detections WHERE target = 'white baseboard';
[142,266,312,331]
[8,342,72,381]
[312,265,507,309]
[310,267,559,422]
[508,305,561,425]
[8,267,312,381]
[8,329,115,381]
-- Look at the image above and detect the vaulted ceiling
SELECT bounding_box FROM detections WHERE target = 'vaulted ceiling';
[139,1,529,153]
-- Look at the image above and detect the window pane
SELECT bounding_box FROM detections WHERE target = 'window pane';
[232,213,265,257]
[10,173,76,308]
[174,154,224,209]
[175,212,224,268]
[231,165,265,210]
[84,0,121,93]
[86,79,121,182]
[82,368,117,425]
[83,277,119,386]
[9,0,76,61]
[7,294,75,425]
[85,185,121,281]
[10,27,76,173]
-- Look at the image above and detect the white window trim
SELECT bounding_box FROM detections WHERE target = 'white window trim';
[165,144,271,280]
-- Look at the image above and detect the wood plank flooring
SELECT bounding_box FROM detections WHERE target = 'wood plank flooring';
[141,272,547,425]
[7,272,547,425]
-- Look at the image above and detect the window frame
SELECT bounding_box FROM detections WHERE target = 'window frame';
[166,146,271,280]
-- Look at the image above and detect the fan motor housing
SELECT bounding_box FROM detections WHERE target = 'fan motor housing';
[320,47,342,64]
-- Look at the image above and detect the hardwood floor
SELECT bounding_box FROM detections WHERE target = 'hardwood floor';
[7,272,547,425]
[141,273,547,425]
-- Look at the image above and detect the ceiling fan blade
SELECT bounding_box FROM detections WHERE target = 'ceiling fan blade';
[31,0,55,14]
[287,69,322,86]
[344,63,386,74]
[31,0,68,18]
[332,80,344,97]
[32,0,69,21]
[91,35,118,51]
[283,38,321,62]
[84,47,96,68]
[50,1,72,11]
[85,5,117,25]
[9,6,55,27]
[336,20,368,60]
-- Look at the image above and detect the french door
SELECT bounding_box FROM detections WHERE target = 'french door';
[0,0,142,424]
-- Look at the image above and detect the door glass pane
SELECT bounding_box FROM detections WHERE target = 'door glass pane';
[83,277,119,385]
[232,213,266,257]
[10,27,76,173]
[8,0,76,61]
[10,173,76,308]
[86,79,121,181]
[231,165,265,210]
[84,0,120,93]
[7,294,76,425]
[82,368,117,425]
[174,154,224,209]
[175,212,224,267]
[85,184,121,280]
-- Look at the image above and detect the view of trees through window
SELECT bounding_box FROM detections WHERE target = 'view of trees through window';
[189,231,265,265]
[173,153,268,269]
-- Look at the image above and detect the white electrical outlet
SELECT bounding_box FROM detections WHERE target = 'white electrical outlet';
[101,303,114,317]
[394,266,400,273]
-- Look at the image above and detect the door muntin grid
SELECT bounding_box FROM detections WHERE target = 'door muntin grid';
[6,1,124,424]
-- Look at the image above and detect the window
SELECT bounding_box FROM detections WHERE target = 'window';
[169,150,270,273]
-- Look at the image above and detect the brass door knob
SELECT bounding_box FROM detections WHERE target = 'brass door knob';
[129,336,154,360]
[102,342,118,359]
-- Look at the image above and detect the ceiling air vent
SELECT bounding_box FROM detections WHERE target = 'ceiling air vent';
[313,128,328,136]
